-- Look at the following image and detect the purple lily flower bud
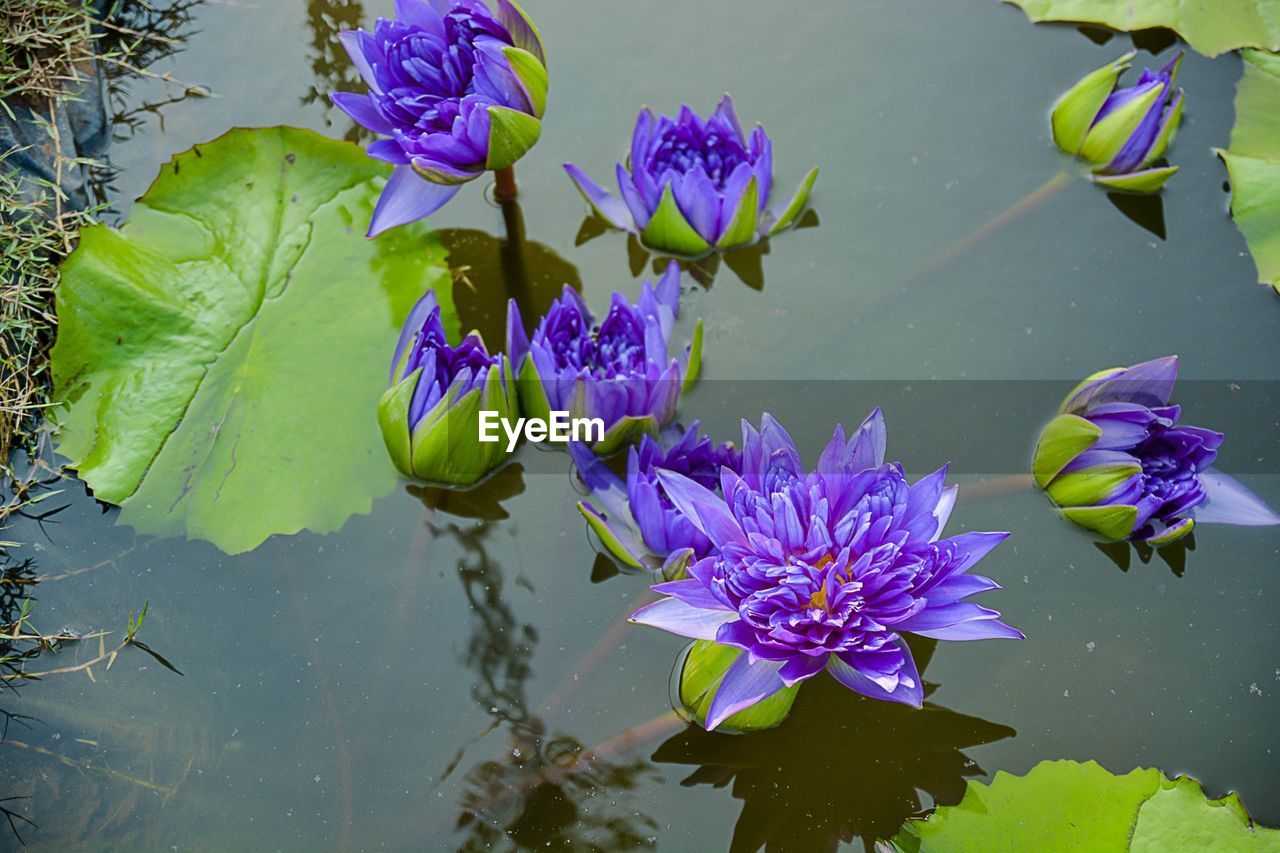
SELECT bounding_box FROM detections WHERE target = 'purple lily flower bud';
[1033,356,1280,544]
[330,0,548,236]
[629,411,1022,731]
[564,96,818,257]
[378,290,517,485]
[507,262,704,455]
[1051,51,1185,192]
[572,422,740,573]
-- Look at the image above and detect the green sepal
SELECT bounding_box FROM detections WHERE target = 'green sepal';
[577,502,644,569]
[715,175,759,249]
[1046,463,1141,509]
[1092,166,1179,193]
[682,318,703,395]
[409,365,514,486]
[1059,367,1125,414]
[1051,51,1135,154]
[514,355,552,425]
[593,414,660,457]
[1147,517,1194,546]
[678,640,800,733]
[641,183,712,257]
[1140,90,1184,168]
[485,106,542,171]
[496,0,546,67]
[1033,414,1102,488]
[768,166,819,235]
[1061,504,1140,540]
[501,46,548,119]
[377,369,420,477]
[412,160,481,186]
[1079,82,1165,167]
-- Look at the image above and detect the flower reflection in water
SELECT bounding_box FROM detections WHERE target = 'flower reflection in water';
[416,475,660,850]
[653,638,1015,852]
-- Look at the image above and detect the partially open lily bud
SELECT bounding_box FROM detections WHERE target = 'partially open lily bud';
[506,262,703,456]
[379,291,517,486]
[1033,356,1280,544]
[564,96,817,257]
[331,0,548,235]
[1051,51,1184,193]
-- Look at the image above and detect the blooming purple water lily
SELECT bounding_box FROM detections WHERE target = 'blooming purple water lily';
[564,96,818,257]
[1051,50,1184,193]
[507,262,703,455]
[630,411,1021,730]
[331,0,548,236]
[1033,356,1280,544]
[378,290,516,484]
[571,422,740,573]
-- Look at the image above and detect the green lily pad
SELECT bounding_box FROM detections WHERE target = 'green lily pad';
[1217,51,1280,295]
[51,127,452,554]
[1004,0,1280,57]
[892,759,1279,851]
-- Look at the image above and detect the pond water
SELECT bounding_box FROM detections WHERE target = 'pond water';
[3,0,1279,849]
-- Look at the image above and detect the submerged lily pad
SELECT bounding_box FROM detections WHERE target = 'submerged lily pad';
[52,127,452,554]
[891,759,1279,851]
[1217,51,1280,296]
[1004,0,1280,57]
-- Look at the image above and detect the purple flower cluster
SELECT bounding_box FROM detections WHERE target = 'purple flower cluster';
[631,412,1021,729]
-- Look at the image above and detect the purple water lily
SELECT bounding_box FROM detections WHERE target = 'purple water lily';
[1051,51,1184,192]
[1034,356,1280,543]
[331,0,548,236]
[630,411,1021,730]
[571,422,740,571]
[507,262,703,454]
[378,290,516,484]
[564,96,818,257]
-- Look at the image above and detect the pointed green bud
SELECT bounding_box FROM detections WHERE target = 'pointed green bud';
[641,183,712,257]
[1092,165,1179,193]
[1051,51,1135,155]
[678,640,799,733]
[682,318,704,395]
[502,46,548,119]
[768,166,819,235]
[486,106,542,171]
[1078,82,1165,167]
[578,502,645,569]
[377,369,420,477]
[1033,414,1102,488]
[1061,505,1139,541]
[1045,462,1141,509]
[715,175,759,249]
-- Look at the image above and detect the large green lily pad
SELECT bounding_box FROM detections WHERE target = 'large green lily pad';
[1004,0,1280,57]
[892,759,1279,851]
[52,127,452,554]
[1217,51,1280,296]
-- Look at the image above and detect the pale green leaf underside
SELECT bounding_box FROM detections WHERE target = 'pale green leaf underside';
[893,759,1279,851]
[1218,51,1280,292]
[52,127,452,554]
[1004,0,1280,57]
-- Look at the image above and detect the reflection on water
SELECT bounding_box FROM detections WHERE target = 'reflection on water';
[441,197,583,348]
[302,0,367,142]
[1094,532,1195,576]
[417,476,659,850]
[1105,190,1167,240]
[653,639,1015,853]
[577,210,819,290]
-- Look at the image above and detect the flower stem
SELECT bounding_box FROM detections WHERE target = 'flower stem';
[493,165,518,202]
